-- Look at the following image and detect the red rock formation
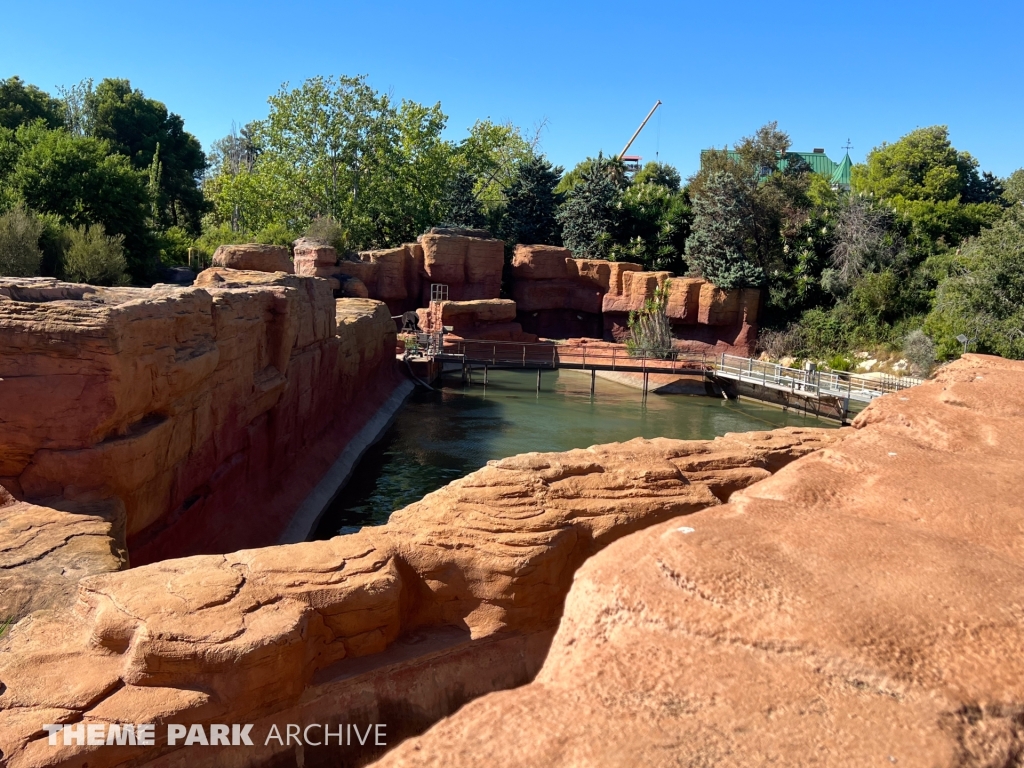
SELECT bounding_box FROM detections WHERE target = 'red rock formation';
[510,245,757,352]
[212,243,293,273]
[419,232,503,304]
[0,273,401,562]
[415,299,537,342]
[0,429,835,767]
[375,354,1024,768]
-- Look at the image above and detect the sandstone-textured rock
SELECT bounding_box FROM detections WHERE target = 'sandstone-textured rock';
[376,354,1024,768]
[212,243,293,273]
[512,279,603,314]
[292,237,339,277]
[0,429,836,767]
[0,490,127,623]
[511,245,572,280]
[415,300,536,342]
[0,272,400,560]
[420,234,503,302]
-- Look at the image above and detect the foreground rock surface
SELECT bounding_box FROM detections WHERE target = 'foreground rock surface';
[0,429,836,767]
[375,354,1024,768]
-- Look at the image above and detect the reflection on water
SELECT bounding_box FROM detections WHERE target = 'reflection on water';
[312,369,832,539]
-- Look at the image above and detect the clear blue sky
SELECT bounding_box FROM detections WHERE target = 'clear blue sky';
[3,0,1021,178]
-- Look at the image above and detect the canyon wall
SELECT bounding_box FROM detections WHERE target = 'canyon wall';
[0,270,400,564]
[293,230,504,316]
[293,232,758,351]
[512,245,759,353]
[375,354,1024,768]
[0,428,836,767]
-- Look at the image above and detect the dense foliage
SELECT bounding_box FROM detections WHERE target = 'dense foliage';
[0,76,205,282]
[2,71,1021,366]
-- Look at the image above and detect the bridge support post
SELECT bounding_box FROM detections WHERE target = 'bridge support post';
[590,368,596,397]
[536,369,542,392]
[484,366,488,386]
[642,371,649,401]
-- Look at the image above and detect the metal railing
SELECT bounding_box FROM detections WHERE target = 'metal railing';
[714,353,922,402]
[446,339,709,374]
[408,339,924,403]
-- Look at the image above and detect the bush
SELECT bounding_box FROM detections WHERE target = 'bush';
[903,330,936,376]
[826,353,854,372]
[61,224,129,285]
[0,205,43,277]
[626,281,673,358]
[757,325,802,359]
[304,216,352,253]
[157,226,195,266]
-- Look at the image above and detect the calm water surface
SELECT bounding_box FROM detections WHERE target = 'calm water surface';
[312,370,833,539]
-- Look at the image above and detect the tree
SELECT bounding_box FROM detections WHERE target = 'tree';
[851,126,1003,244]
[685,170,762,288]
[84,79,207,233]
[0,205,43,276]
[925,206,1024,359]
[3,122,154,280]
[633,161,681,191]
[827,195,897,290]
[1004,169,1024,206]
[440,168,486,229]
[613,181,691,272]
[457,119,540,210]
[499,155,563,246]
[0,77,64,130]
[206,75,456,249]
[556,155,620,258]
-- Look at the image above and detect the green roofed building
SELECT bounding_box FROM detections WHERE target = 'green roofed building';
[700,147,852,190]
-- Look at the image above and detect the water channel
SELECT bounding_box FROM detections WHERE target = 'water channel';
[312,369,834,539]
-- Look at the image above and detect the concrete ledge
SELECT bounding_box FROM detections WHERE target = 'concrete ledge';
[280,379,416,543]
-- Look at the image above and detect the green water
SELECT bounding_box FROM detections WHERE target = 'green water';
[312,369,832,539]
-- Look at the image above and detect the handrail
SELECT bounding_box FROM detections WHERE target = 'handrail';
[426,339,923,399]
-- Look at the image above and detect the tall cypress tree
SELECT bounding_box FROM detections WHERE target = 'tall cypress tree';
[685,171,763,288]
[501,155,564,245]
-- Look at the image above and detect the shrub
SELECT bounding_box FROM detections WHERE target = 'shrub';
[903,329,936,376]
[61,224,129,285]
[757,325,802,359]
[826,353,854,372]
[304,216,351,253]
[626,281,673,358]
[0,205,43,277]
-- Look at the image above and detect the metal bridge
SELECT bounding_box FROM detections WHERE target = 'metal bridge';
[405,336,922,419]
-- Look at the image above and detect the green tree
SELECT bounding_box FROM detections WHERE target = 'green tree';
[0,76,64,130]
[499,155,563,246]
[2,122,154,280]
[84,79,208,233]
[925,206,1024,359]
[457,119,538,210]
[556,155,620,258]
[1004,169,1024,206]
[207,75,456,249]
[440,168,486,229]
[685,170,762,288]
[851,126,1003,244]
[613,181,691,272]
[633,161,681,191]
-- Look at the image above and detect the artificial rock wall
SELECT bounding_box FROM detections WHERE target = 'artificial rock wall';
[0,270,400,564]
[293,230,505,316]
[512,245,760,354]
